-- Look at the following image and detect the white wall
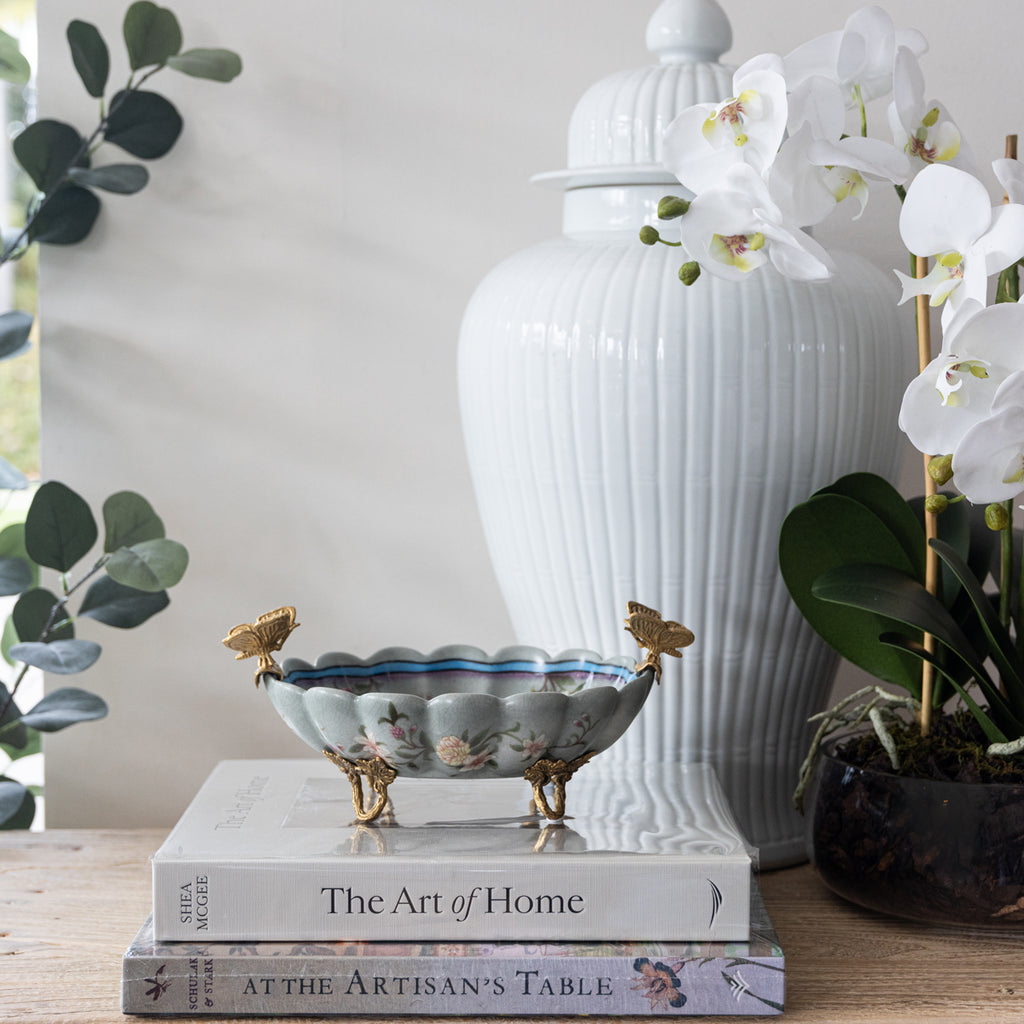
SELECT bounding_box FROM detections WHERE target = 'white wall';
[35,0,1024,826]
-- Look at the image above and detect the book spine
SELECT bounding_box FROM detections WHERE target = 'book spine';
[121,949,784,1016]
[152,860,750,942]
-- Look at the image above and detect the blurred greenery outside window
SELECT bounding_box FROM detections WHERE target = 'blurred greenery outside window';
[1,0,40,495]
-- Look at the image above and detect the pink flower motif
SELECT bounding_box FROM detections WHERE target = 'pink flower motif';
[522,735,549,758]
[358,730,389,759]
[390,725,406,740]
[435,735,471,766]
[460,749,494,771]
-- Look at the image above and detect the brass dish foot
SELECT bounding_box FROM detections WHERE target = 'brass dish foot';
[523,752,595,820]
[323,750,397,823]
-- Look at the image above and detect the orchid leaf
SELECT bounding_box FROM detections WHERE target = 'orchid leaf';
[880,632,1016,742]
[10,638,101,675]
[68,164,149,194]
[0,311,33,362]
[25,481,97,572]
[123,1,181,70]
[821,472,926,578]
[930,537,1024,716]
[811,561,997,701]
[105,90,183,159]
[67,20,109,98]
[27,184,101,245]
[167,48,242,82]
[779,490,924,692]
[19,687,107,731]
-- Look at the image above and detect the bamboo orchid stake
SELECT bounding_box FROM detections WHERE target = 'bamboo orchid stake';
[915,258,937,736]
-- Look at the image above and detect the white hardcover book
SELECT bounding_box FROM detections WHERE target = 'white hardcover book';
[151,759,753,943]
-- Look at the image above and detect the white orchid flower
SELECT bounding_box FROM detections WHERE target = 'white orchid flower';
[769,76,910,226]
[784,6,926,104]
[894,164,1024,328]
[952,371,1024,503]
[888,47,975,175]
[899,300,1024,457]
[662,55,788,195]
[678,164,834,282]
[993,157,1024,204]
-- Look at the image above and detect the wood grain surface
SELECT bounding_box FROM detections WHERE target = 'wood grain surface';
[2,828,1023,1023]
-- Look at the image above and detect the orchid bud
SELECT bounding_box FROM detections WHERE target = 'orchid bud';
[678,261,701,286]
[927,454,953,485]
[924,494,948,515]
[985,503,1011,531]
[657,196,691,220]
[639,225,661,246]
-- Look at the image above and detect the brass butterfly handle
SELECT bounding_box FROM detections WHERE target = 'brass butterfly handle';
[623,602,694,683]
[222,606,300,687]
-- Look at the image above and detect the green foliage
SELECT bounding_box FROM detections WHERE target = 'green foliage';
[0,482,188,827]
[0,29,31,86]
[780,472,1022,749]
[2,1,241,265]
[0,4,239,828]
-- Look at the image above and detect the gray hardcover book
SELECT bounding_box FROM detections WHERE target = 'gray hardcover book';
[122,884,782,1016]
[151,759,754,942]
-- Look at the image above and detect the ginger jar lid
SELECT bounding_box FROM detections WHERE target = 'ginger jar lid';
[533,0,735,191]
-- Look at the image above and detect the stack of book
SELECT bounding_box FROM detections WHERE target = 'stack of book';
[121,759,784,1016]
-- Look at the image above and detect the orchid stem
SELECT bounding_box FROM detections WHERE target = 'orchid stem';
[914,251,936,735]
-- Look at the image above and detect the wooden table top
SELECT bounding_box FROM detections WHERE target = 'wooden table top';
[2,828,1023,1023]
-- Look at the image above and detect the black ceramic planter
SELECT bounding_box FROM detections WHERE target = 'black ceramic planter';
[806,738,1024,927]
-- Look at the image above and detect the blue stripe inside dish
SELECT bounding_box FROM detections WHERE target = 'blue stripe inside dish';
[284,658,634,683]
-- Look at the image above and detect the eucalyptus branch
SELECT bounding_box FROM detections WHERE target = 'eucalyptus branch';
[0,65,166,267]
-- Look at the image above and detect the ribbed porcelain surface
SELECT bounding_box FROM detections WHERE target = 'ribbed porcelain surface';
[458,0,911,865]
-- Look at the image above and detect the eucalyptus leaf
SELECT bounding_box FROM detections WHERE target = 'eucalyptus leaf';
[0,779,34,829]
[25,481,98,572]
[10,638,101,675]
[0,311,33,361]
[105,90,183,159]
[0,556,33,597]
[79,576,169,628]
[27,184,101,246]
[1,726,40,763]
[67,19,109,98]
[0,524,38,587]
[1,615,17,667]
[13,119,85,193]
[19,686,108,731]
[779,491,925,694]
[0,455,27,490]
[13,587,74,644]
[106,538,188,592]
[0,28,31,86]
[0,681,26,751]
[167,48,242,82]
[103,491,165,551]
[123,1,182,70]
[68,164,149,194]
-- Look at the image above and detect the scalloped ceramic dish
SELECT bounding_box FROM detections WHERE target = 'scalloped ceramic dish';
[222,603,694,821]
